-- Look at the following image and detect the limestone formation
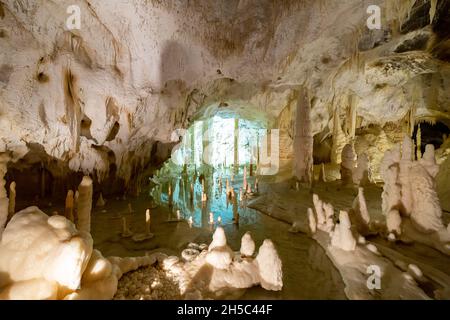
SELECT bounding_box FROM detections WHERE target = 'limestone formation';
[76,176,93,234]
[7,181,16,220]
[340,144,355,186]
[65,190,75,223]
[331,211,356,252]
[353,153,370,186]
[96,193,106,208]
[350,187,371,235]
[255,239,283,291]
[240,232,256,258]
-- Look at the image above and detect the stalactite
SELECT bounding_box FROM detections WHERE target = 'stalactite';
[331,102,347,164]
[416,123,422,160]
[293,87,313,185]
[430,0,438,24]
[76,176,93,233]
[65,190,75,222]
[348,94,357,140]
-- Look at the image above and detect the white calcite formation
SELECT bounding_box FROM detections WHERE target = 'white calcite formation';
[76,176,93,233]
[353,153,370,186]
[167,227,283,296]
[380,145,402,218]
[349,187,371,236]
[331,211,356,252]
[307,208,317,235]
[0,206,159,300]
[254,239,283,291]
[65,190,75,222]
[398,136,415,216]
[240,231,256,258]
[0,206,93,299]
[379,138,449,249]
[7,181,15,219]
[340,144,356,186]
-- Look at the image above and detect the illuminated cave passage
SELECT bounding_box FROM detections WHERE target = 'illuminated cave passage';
[1,0,450,302]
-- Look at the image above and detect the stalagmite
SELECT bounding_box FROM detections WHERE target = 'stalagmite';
[65,190,75,222]
[410,159,444,233]
[145,209,151,235]
[293,87,313,186]
[240,232,255,257]
[399,136,414,216]
[313,194,325,225]
[7,181,16,220]
[121,216,132,238]
[188,216,193,227]
[255,239,283,291]
[386,209,402,237]
[323,202,335,233]
[96,193,106,208]
[168,184,173,207]
[254,178,259,193]
[353,153,370,186]
[239,187,244,202]
[246,183,252,195]
[340,144,355,186]
[76,176,93,233]
[380,146,401,217]
[319,163,326,182]
[217,216,222,224]
[350,187,371,235]
[177,210,181,221]
[209,212,214,225]
[419,144,439,178]
[132,209,154,242]
[331,210,356,252]
[307,208,317,234]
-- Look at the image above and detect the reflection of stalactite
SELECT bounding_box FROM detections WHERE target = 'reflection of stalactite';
[234,118,239,174]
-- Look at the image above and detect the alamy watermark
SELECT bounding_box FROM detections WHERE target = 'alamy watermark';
[366,265,381,289]
[66,5,81,30]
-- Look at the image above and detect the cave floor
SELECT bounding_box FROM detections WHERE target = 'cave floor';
[21,175,450,299]
[89,174,348,299]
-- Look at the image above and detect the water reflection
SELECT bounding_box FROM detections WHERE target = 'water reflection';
[150,168,260,229]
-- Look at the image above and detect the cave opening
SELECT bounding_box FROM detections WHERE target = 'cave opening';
[150,111,267,227]
[413,121,450,156]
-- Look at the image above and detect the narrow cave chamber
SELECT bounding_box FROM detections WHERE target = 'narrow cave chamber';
[413,121,450,156]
